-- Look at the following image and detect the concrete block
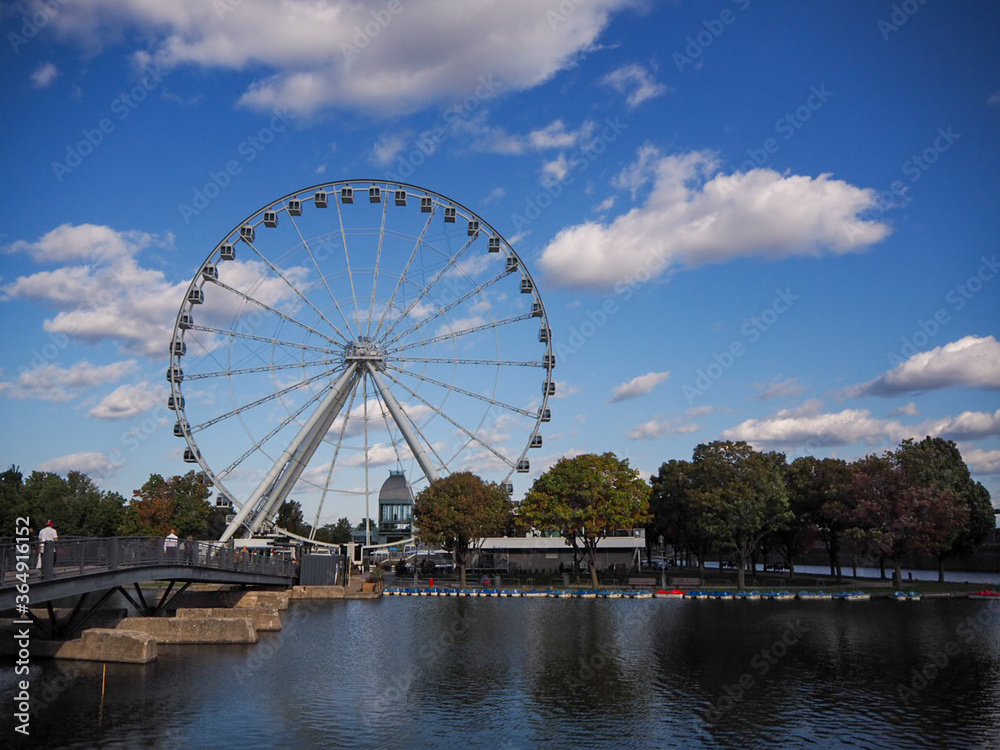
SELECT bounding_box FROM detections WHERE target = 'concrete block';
[117,616,258,644]
[235,591,290,610]
[289,585,346,599]
[36,628,158,664]
[175,607,281,632]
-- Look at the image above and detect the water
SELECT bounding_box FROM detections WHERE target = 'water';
[4,596,1000,749]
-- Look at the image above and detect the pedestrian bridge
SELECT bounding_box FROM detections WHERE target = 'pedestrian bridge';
[0,536,296,637]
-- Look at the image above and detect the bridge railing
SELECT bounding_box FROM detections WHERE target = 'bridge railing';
[0,536,296,587]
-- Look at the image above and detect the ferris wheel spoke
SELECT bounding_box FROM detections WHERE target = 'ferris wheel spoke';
[187,324,336,357]
[389,311,537,353]
[372,207,437,337]
[285,206,359,343]
[333,196,361,339]
[379,368,515,470]
[215,381,336,478]
[384,364,535,419]
[364,196,390,339]
[189,368,335,433]
[211,278,343,348]
[378,231,481,342]
[382,269,512,348]
[388,356,544,368]
[240,237,352,343]
[183,359,342,381]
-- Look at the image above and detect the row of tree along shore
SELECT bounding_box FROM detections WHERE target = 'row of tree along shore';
[2,436,994,592]
[0,467,364,544]
[413,436,994,591]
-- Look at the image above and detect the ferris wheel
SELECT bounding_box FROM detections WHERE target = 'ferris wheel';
[166,180,554,541]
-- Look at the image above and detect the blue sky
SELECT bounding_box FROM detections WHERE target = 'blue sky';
[1,0,998,527]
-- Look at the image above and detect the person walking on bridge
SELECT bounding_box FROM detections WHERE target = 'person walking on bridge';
[37,520,58,569]
[164,529,179,558]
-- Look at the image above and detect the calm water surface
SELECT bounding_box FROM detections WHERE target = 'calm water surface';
[4,597,1000,749]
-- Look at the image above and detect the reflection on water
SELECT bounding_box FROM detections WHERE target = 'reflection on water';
[4,597,999,749]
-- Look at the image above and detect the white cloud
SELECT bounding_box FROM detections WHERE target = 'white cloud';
[600,63,668,107]
[550,380,579,399]
[541,154,571,183]
[5,223,165,263]
[343,442,408,468]
[37,451,121,476]
[848,336,1000,397]
[627,417,698,440]
[471,118,597,155]
[963,447,1000,475]
[593,196,616,213]
[888,402,919,417]
[3,230,306,358]
[918,410,1000,441]
[988,90,1000,107]
[540,149,891,290]
[42,0,630,117]
[721,403,1000,448]
[608,370,670,403]
[686,405,715,417]
[89,381,164,419]
[372,132,408,165]
[751,376,805,401]
[30,61,60,88]
[0,360,137,402]
[610,143,662,197]
[434,315,486,337]
[483,187,506,204]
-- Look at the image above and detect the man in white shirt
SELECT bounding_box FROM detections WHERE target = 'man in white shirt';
[164,529,179,555]
[37,520,58,569]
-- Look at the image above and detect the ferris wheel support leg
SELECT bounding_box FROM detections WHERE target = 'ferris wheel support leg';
[248,370,359,536]
[366,363,440,485]
[219,363,359,542]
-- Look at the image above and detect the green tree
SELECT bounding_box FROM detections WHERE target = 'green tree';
[318,517,353,544]
[413,472,512,587]
[121,471,214,538]
[648,459,714,578]
[785,457,853,581]
[276,500,309,536]
[688,441,792,591]
[520,452,649,589]
[846,452,969,589]
[3,469,125,537]
[896,436,994,581]
[0,466,30,536]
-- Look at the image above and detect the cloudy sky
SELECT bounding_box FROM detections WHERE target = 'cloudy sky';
[1,0,998,525]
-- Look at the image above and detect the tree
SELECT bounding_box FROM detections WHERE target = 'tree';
[648,459,714,577]
[354,517,378,544]
[896,437,994,581]
[314,518,353,544]
[520,452,649,589]
[846,452,969,589]
[413,472,512,587]
[121,471,214,538]
[687,442,792,591]
[785,457,853,581]
[276,500,309,536]
[1,468,126,538]
[0,466,30,536]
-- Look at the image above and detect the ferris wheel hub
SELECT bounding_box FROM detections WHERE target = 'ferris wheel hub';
[343,336,386,367]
